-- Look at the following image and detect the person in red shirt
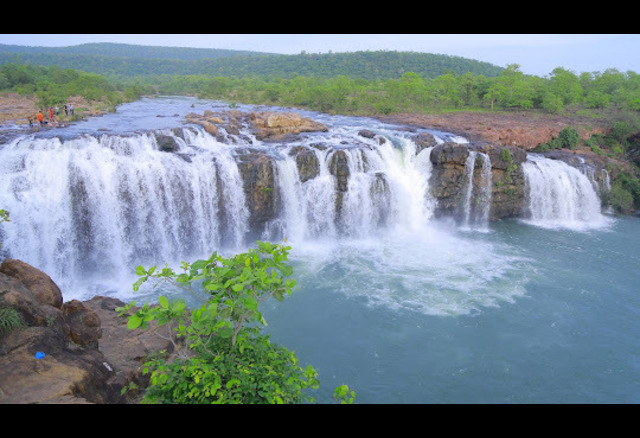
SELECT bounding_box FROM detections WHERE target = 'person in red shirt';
[37,111,44,124]
[49,107,54,121]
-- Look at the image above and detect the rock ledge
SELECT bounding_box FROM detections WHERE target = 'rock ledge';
[0,258,175,404]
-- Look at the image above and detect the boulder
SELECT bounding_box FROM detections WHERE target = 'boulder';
[154,133,180,152]
[0,259,62,309]
[62,299,102,349]
[249,111,328,141]
[358,129,376,139]
[414,131,438,154]
[289,146,320,183]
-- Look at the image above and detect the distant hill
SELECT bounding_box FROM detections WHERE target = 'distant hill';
[0,42,272,60]
[0,42,505,80]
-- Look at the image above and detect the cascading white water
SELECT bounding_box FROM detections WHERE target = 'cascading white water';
[0,129,249,296]
[263,132,436,245]
[460,151,492,231]
[264,147,337,242]
[522,154,612,230]
[0,100,612,307]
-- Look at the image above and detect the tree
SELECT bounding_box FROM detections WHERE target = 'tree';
[117,241,353,404]
[548,67,583,105]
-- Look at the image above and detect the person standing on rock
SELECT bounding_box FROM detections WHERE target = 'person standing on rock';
[37,110,44,125]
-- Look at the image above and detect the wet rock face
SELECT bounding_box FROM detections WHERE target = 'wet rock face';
[236,151,277,236]
[289,146,320,183]
[428,142,527,221]
[483,145,527,221]
[428,142,470,219]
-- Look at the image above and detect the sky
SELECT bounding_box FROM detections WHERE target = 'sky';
[1,34,639,77]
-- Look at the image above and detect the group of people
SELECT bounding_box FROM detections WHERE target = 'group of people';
[30,103,74,127]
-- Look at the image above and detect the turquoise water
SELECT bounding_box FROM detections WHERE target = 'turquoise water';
[261,216,640,404]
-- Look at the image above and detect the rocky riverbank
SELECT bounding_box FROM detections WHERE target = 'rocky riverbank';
[377,111,611,150]
[0,93,111,144]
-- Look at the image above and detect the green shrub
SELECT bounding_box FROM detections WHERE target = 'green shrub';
[609,182,634,214]
[558,127,580,150]
[117,241,336,404]
[141,333,319,404]
[584,133,605,149]
[614,172,640,210]
[532,142,549,153]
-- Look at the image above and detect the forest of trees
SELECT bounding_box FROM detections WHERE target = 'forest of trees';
[0,44,504,80]
[147,64,640,116]
[4,59,639,116]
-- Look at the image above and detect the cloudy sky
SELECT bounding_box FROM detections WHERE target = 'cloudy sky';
[1,34,638,77]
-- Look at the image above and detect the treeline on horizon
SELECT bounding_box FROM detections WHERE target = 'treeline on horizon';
[2,59,640,117]
[1,43,639,115]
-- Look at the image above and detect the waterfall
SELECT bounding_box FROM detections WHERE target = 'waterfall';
[0,109,616,302]
[263,135,436,244]
[522,154,612,230]
[0,129,249,296]
[0,125,444,299]
[461,151,492,231]
[264,147,337,242]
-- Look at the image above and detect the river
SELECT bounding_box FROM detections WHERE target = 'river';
[1,96,638,403]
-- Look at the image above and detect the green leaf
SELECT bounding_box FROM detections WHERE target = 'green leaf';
[135,265,146,276]
[204,282,221,291]
[226,378,241,389]
[158,295,169,309]
[192,259,208,270]
[280,264,293,277]
[132,277,146,292]
[128,315,142,330]
[231,283,244,292]
[172,300,186,312]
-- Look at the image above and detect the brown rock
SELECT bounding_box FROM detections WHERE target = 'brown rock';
[201,121,219,137]
[0,258,63,309]
[62,299,102,349]
[237,152,277,234]
[414,131,438,154]
[0,261,180,404]
[290,146,320,183]
[250,111,327,141]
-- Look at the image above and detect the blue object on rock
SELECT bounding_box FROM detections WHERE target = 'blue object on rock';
[35,352,45,359]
